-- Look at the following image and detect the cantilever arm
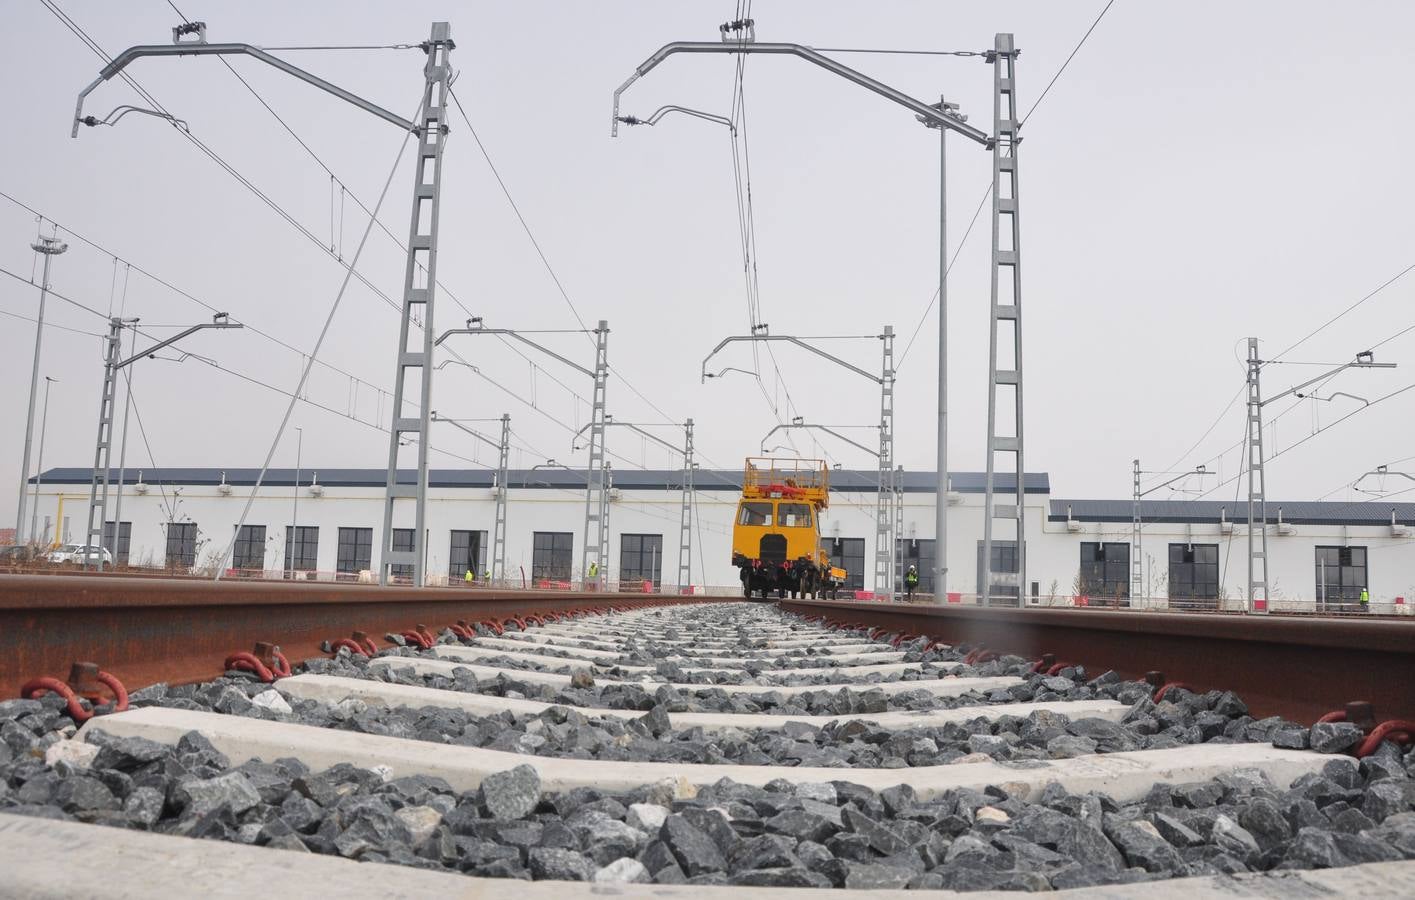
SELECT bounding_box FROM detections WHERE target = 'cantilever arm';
[613,41,991,145]
[74,42,417,137]
[436,327,595,380]
[572,420,683,456]
[430,412,501,452]
[619,105,735,132]
[118,320,243,369]
[701,335,880,384]
[760,423,877,459]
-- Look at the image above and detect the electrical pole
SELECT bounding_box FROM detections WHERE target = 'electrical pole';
[437,320,610,590]
[1243,339,1394,612]
[981,33,1026,608]
[678,419,695,594]
[431,410,512,584]
[583,323,611,590]
[17,236,66,544]
[83,314,242,570]
[1132,459,1210,603]
[29,376,58,544]
[918,94,963,601]
[380,23,455,588]
[289,426,302,578]
[614,29,992,602]
[705,329,898,598]
[108,324,135,562]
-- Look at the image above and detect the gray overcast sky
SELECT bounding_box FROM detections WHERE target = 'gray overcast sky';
[3,0,1414,523]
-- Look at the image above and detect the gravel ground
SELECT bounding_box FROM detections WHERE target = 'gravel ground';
[2,701,1413,889]
[3,603,1414,888]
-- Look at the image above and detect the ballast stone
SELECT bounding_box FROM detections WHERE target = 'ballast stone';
[480,764,540,819]
[1310,721,1365,754]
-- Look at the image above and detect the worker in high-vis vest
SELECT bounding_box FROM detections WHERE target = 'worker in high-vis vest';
[464,569,474,584]
[905,565,920,600]
[1360,587,1370,610]
[587,560,600,591]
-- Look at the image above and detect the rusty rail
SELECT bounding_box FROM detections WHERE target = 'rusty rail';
[779,599,1415,724]
[0,574,710,698]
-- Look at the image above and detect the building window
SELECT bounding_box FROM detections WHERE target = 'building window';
[821,537,866,591]
[449,530,488,580]
[975,540,1020,602]
[620,534,663,586]
[232,525,266,571]
[102,521,131,566]
[532,531,573,581]
[335,527,370,576]
[390,528,415,581]
[901,539,937,594]
[285,525,319,573]
[1315,546,1367,604]
[165,522,198,570]
[1079,542,1130,601]
[1168,543,1219,604]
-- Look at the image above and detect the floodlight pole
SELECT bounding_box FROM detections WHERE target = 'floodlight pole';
[431,411,511,582]
[17,237,67,545]
[84,314,242,570]
[72,22,454,589]
[1243,340,1395,612]
[438,321,611,589]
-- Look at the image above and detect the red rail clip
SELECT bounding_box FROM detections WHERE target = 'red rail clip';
[20,662,129,723]
[330,630,380,657]
[225,642,293,683]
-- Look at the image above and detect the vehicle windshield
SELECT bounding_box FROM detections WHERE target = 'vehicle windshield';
[778,503,812,527]
[58,545,79,552]
[737,502,773,527]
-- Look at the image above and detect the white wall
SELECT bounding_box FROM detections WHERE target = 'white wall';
[32,480,1415,606]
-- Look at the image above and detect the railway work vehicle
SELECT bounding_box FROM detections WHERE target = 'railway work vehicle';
[731,457,848,599]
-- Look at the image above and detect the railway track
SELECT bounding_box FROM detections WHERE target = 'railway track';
[2,594,1414,896]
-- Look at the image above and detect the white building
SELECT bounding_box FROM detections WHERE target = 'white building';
[27,466,1415,613]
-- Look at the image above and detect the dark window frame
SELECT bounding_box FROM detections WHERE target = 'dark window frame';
[532,531,574,581]
[102,520,132,566]
[1078,541,1131,600]
[285,525,320,573]
[1315,545,1368,603]
[1168,542,1219,603]
[164,522,198,570]
[449,529,488,580]
[335,527,372,576]
[232,525,267,571]
[901,538,938,594]
[619,533,664,586]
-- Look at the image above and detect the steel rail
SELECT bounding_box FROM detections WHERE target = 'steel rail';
[0,574,708,699]
[778,598,1415,724]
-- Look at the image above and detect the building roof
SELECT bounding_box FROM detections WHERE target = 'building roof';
[1050,498,1415,527]
[33,467,1049,494]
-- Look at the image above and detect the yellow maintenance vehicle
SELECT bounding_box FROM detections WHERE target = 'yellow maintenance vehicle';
[731,457,848,600]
